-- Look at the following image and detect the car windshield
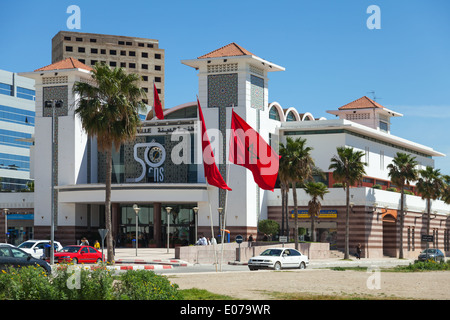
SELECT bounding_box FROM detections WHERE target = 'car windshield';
[18,242,35,249]
[260,249,282,257]
[60,246,80,253]
[422,249,437,254]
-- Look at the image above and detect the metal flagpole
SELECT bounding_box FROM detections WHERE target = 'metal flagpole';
[206,185,218,272]
[219,162,231,272]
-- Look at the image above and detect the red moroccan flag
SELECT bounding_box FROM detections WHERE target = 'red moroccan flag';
[197,99,231,191]
[153,83,164,120]
[229,109,279,191]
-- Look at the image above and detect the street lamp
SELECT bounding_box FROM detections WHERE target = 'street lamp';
[133,204,141,256]
[44,99,63,265]
[217,207,223,242]
[2,209,9,243]
[165,207,172,253]
[193,207,199,243]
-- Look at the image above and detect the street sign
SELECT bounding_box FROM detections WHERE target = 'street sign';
[235,235,243,244]
[279,236,288,243]
[421,234,434,242]
[98,229,108,262]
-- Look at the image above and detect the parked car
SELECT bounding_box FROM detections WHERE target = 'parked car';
[18,240,63,259]
[0,245,52,274]
[418,248,445,262]
[248,248,309,271]
[54,245,104,264]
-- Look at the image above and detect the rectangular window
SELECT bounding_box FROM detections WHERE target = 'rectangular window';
[120,50,126,56]
[65,46,73,52]
[142,52,148,58]
[110,61,117,67]
[90,38,97,43]
[141,64,148,70]
[91,48,98,54]
[142,87,148,93]
[129,63,136,68]
[0,83,13,96]
[129,51,136,57]
[155,65,161,71]
[147,44,154,48]
[91,60,97,65]
[126,41,132,46]
[142,76,148,81]
[64,36,71,41]
[110,50,117,55]
[76,37,83,42]
[120,62,126,68]
[138,43,144,47]
[101,49,106,54]
[118,41,125,45]
[379,121,388,132]
[16,87,36,101]
[78,47,85,53]
[79,59,85,64]
[154,77,161,82]
[155,53,161,59]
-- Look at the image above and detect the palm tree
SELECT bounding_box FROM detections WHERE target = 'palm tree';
[304,181,329,242]
[442,175,450,205]
[279,137,314,250]
[416,166,444,251]
[73,63,146,263]
[387,152,418,259]
[329,147,366,259]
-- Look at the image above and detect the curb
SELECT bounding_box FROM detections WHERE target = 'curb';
[114,259,189,267]
[107,264,174,271]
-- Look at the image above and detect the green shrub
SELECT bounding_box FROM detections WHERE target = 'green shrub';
[394,260,450,272]
[0,265,181,300]
[386,187,397,192]
[116,270,181,300]
[332,183,343,188]
[372,184,382,189]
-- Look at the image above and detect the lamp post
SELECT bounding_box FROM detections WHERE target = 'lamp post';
[133,204,141,256]
[217,207,223,242]
[44,99,63,265]
[165,207,172,253]
[2,209,9,243]
[193,207,199,243]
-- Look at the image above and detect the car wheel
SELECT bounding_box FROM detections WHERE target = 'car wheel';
[96,258,102,264]
[299,262,306,269]
[72,258,78,264]
[274,262,281,271]
[249,267,257,271]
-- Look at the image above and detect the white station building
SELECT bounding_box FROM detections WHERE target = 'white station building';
[11,42,450,258]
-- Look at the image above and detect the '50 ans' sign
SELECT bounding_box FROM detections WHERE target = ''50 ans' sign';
[126,142,166,183]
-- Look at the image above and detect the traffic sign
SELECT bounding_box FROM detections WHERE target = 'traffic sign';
[421,234,434,242]
[235,235,243,244]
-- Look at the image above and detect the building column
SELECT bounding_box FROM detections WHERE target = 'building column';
[153,202,161,247]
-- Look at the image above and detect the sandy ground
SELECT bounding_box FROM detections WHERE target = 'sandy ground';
[168,269,450,300]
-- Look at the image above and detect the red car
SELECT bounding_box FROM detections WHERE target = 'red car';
[54,245,104,264]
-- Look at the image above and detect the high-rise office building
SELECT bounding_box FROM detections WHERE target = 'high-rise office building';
[51,31,165,107]
[0,69,35,191]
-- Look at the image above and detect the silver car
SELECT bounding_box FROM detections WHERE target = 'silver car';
[248,248,309,271]
[418,248,445,262]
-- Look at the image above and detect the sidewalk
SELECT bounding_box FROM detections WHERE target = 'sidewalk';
[107,247,415,270]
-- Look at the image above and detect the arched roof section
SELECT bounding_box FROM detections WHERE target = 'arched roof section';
[268,102,284,122]
[300,112,315,121]
[284,107,300,121]
[145,101,197,120]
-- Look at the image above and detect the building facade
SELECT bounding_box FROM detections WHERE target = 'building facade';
[0,69,36,244]
[16,42,450,258]
[52,31,165,107]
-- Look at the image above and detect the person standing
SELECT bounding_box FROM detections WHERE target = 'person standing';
[248,234,254,247]
[356,243,362,259]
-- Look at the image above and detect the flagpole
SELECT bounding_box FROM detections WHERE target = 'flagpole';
[206,183,218,272]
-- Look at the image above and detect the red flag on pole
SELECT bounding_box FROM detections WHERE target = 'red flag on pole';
[197,98,231,191]
[153,83,164,120]
[229,109,279,191]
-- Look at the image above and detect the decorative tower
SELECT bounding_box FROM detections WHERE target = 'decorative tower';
[20,58,93,242]
[182,43,284,237]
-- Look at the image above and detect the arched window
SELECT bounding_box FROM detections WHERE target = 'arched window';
[286,111,296,121]
[269,106,280,121]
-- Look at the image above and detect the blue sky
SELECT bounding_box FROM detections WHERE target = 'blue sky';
[1,0,449,174]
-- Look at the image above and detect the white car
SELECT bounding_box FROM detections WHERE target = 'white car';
[17,240,63,259]
[248,248,309,271]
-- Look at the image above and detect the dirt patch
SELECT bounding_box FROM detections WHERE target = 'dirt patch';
[169,269,450,300]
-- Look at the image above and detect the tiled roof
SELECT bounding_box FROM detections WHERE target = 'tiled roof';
[198,42,254,59]
[34,57,93,72]
[338,96,385,110]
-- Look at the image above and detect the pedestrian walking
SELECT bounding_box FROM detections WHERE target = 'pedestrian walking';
[356,243,362,259]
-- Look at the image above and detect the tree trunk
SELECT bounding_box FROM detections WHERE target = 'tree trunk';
[105,148,114,263]
[344,186,350,260]
[311,213,316,242]
[399,187,405,259]
[281,184,285,236]
[292,183,299,250]
[426,198,431,253]
[285,189,290,240]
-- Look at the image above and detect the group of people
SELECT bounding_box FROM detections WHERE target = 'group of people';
[80,237,101,250]
[195,235,217,246]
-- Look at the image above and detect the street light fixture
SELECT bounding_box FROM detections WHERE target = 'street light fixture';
[133,204,141,257]
[2,209,9,243]
[193,207,199,242]
[44,99,63,265]
[165,207,172,253]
